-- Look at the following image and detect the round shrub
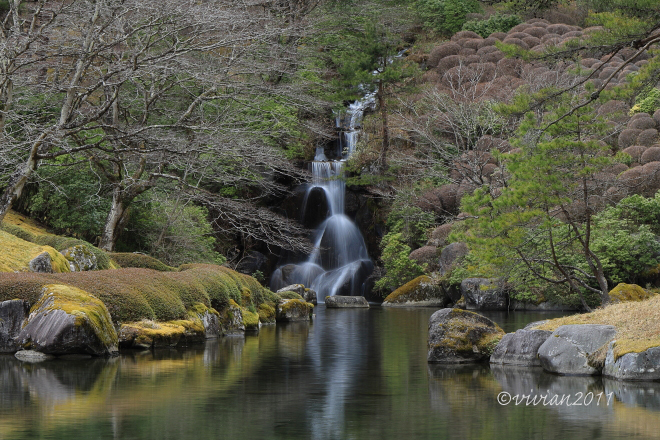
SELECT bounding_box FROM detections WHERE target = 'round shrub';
[546,23,571,35]
[428,42,462,68]
[653,109,660,127]
[580,58,599,68]
[477,37,498,49]
[496,57,522,78]
[641,146,660,164]
[522,36,541,48]
[437,54,462,72]
[428,223,453,247]
[471,62,496,82]
[501,37,529,50]
[409,246,440,271]
[629,115,656,130]
[458,47,477,56]
[438,184,459,214]
[525,27,548,38]
[509,23,532,32]
[489,32,507,40]
[605,162,629,175]
[618,129,642,149]
[507,31,531,40]
[638,129,659,147]
[461,38,482,50]
[540,33,561,43]
[482,51,504,63]
[451,31,481,41]
[622,145,647,163]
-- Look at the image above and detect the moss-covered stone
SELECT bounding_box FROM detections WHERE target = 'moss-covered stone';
[276,299,313,322]
[609,283,654,303]
[427,308,505,363]
[383,275,447,307]
[119,321,186,349]
[218,299,245,335]
[0,230,70,273]
[18,284,118,356]
[61,245,98,272]
[241,308,260,331]
[276,291,305,301]
[258,303,276,324]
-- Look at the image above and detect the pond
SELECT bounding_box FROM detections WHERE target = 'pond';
[1,306,659,440]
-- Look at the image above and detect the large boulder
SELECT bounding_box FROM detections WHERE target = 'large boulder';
[0,299,29,353]
[219,299,246,334]
[60,244,98,272]
[277,284,306,297]
[28,252,53,273]
[490,329,552,366]
[537,324,616,375]
[603,342,660,381]
[119,321,189,349]
[17,284,118,356]
[276,299,314,321]
[461,278,508,310]
[427,308,505,363]
[382,275,448,307]
[608,283,654,304]
[324,296,369,308]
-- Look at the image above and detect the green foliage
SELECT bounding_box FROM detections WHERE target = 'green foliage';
[462,14,522,38]
[375,232,426,295]
[118,195,225,267]
[386,204,435,248]
[414,0,482,35]
[630,87,660,115]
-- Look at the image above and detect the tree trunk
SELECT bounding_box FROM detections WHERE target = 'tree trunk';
[377,79,389,172]
[99,188,128,252]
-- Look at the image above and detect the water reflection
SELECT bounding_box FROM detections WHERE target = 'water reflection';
[0,308,659,440]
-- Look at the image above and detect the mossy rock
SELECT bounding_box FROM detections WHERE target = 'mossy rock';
[109,252,177,272]
[276,299,313,322]
[119,321,187,349]
[0,230,70,273]
[609,283,654,303]
[17,284,118,356]
[258,303,276,324]
[383,275,448,307]
[276,291,305,301]
[241,307,260,331]
[427,308,505,363]
[61,244,98,271]
[218,299,245,335]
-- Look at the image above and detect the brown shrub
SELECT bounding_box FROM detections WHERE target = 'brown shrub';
[546,23,572,35]
[599,67,618,80]
[496,57,523,78]
[437,54,462,72]
[464,54,481,65]
[563,30,583,38]
[409,246,439,271]
[458,47,477,56]
[428,42,462,68]
[451,31,481,41]
[604,162,629,175]
[580,58,600,68]
[482,163,497,177]
[641,146,660,164]
[509,23,532,32]
[638,129,659,147]
[461,38,482,50]
[508,31,532,40]
[522,36,541,48]
[642,161,660,195]
[629,115,657,130]
[527,18,550,27]
[428,223,453,247]
[583,26,604,34]
[471,62,496,83]
[540,33,561,43]
[489,32,507,40]
[422,70,442,83]
[501,37,529,50]
[618,129,642,149]
[622,145,647,162]
[477,37,498,49]
[525,27,548,38]
[597,100,630,123]
[477,45,500,56]
[653,109,660,127]
[417,188,444,216]
[482,51,505,63]
[618,166,646,192]
[437,184,459,214]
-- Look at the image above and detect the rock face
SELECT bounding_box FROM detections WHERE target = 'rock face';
[277,284,306,297]
[427,308,505,363]
[0,300,28,353]
[324,296,369,308]
[220,300,246,334]
[29,252,53,273]
[382,275,448,307]
[603,342,660,381]
[60,245,98,272]
[276,299,314,321]
[537,324,616,375]
[302,288,318,305]
[490,329,552,366]
[461,278,508,310]
[18,284,118,356]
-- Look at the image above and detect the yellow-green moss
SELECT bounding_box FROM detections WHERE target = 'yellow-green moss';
[277,291,305,300]
[0,230,70,273]
[258,303,276,323]
[37,284,118,347]
[120,321,186,347]
[432,309,504,356]
[384,275,445,303]
[279,299,314,315]
[3,210,53,236]
[609,283,654,303]
[241,308,260,330]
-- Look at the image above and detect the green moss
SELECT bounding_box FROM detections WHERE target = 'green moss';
[241,307,260,330]
[434,309,504,356]
[279,299,314,315]
[109,252,177,271]
[384,275,445,303]
[258,303,276,323]
[277,291,305,300]
[0,230,70,273]
[120,321,186,348]
[38,284,118,347]
[609,283,654,303]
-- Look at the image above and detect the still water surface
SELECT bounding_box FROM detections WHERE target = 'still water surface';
[1,306,659,440]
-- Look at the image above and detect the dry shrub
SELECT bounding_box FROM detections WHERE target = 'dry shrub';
[459,47,477,56]
[482,163,497,177]
[508,31,532,40]
[509,23,532,33]
[496,57,523,78]
[522,36,541,48]
[417,188,444,216]
[583,26,604,34]
[638,129,659,147]
[597,100,630,124]
[477,37,498,49]
[653,109,660,127]
[501,37,529,50]
[477,45,499,56]
[451,31,481,41]
[604,162,629,175]
[642,161,660,195]
[428,42,462,68]
[471,62,496,83]
[428,223,453,247]
[618,129,642,149]
[409,246,439,271]
[580,58,599,68]
[541,33,561,43]
[527,18,550,27]
[641,146,660,164]
[422,70,442,83]
[598,67,618,80]
[629,116,657,130]
[482,51,505,63]
[618,166,646,192]
[622,145,647,162]
[546,23,572,35]
[438,184,459,214]
[437,54,462,72]
[461,38,482,50]
[489,32,507,40]
[563,30,583,38]
[525,27,548,38]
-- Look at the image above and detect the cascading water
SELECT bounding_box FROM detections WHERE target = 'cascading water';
[270,96,375,302]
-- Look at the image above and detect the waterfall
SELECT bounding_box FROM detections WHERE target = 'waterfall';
[270,96,375,303]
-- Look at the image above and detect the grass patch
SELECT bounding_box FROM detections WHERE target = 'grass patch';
[533,294,660,359]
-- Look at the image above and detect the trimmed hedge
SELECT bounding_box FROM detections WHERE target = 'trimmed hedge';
[0,264,278,323]
[110,252,177,271]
